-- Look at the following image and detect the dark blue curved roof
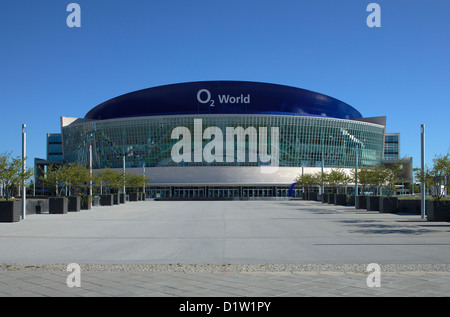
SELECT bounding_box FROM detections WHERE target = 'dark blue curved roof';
[85,81,362,120]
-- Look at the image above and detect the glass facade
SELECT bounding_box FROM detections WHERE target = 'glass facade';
[384,133,400,161]
[62,114,385,169]
[145,185,306,199]
[47,133,63,163]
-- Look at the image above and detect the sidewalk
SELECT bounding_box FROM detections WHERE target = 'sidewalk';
[1,200,449,297]
[1,265,450,297]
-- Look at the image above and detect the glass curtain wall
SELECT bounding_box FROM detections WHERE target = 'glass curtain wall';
[62,115,385,169]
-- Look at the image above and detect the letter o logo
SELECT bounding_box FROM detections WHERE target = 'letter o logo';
[197,89,211,104]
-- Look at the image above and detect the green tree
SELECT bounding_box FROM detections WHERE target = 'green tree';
[39,164,65,196]
[295,172,320,194]
[61,163,90,196]
[324,168,350,194]
[94,168,122,194]
[416,153,450,199]
[430,153,450,199]
[125,173,151,192]
[350,166,374,195]
[352,165,389,196]
[370,164,390,196]
[0,152,33,200]
[381,162,404,196]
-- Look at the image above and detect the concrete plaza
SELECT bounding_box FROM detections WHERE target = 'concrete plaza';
[1,200,449,297]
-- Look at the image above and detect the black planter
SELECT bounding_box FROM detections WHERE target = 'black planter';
[426,200,450,222]
[27,199,49,214]
[308,192,318,201]
[113,194,119,205]
[397,199,421,215]
[100,194,114,206]
[379,197,398,213]
[346,195,355,206]
[0,200,22,222]
[355,196,367,209]
[334,194,347,206]
[327,193,334,204]
[68,196,81,212]
[49,197,68,214]
[119,193,126,204]
[129,192,139,201]
[80,196,92,210]
[367,196,380,211]
[321,194,328,203]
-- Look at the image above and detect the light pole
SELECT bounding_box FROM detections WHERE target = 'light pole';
[421,124,426,219]
[123,155,126,195]
[143,163,146,196]
[321,129,324,196]
[89,145,93,206]
[355,143,359,200]
[22,124,26,220]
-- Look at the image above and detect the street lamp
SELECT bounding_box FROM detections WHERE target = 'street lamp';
[143,163,146,196]
[22,124,26,220]
[123,155,126,195]
[89,145,93,206]
[421,124,425,219]
[355,143,359,199]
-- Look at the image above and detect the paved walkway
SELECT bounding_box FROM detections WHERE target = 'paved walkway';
[1,264,450,297]
[1,200,449,297]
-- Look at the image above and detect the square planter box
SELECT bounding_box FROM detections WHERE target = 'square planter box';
[119,193,126,204]
[100,194,114,206]
[68,196,81,212]
[80,196,92,210]
[113,194,119,205]
[49,197,68,214]
[27,199,49,214]
[307,192,318,201]
[316,194,322,202]
[327,193,334,204]
[426,200,450,222]
[355,196,367,209]
[334,194,347,206]
[346,195,355,207]
[0,200,22,222]
[129,192,139,201]
[367,196,380,211]
[379,197,398,213]
[321,193,328,203]
[397,199,421,214]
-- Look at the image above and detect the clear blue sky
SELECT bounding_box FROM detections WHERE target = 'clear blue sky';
[1,0,449,169]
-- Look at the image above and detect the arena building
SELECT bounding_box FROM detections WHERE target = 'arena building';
[52,81,389,199]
